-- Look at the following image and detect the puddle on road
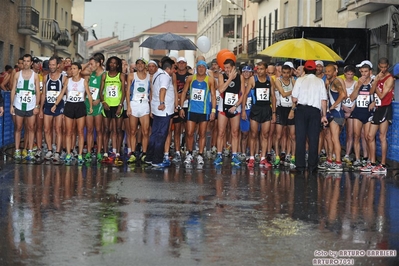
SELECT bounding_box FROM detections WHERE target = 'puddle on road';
[0,164,398,265]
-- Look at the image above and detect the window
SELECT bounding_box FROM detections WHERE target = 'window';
[9,44,14,66]
[252,20,255,39]
[274,9,278,31]
[65,11,68,28]
[315,0,322,21]
[268,13,272,46]
[263,16,266,49]
[258,19,262,41]
[297,0,303,26]
[0,41,4,71]
[284,2,288,28]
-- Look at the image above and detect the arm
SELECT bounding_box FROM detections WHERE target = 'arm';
[275,78,292,97]
[349,80,363,102]
[375,76,394,100]
[99,72,108,110]
[209,75,216,121]
[271,79,276,123]
[39,75,47,118]
[33,73,41,115]
[51,78,68,113]
[1,73,10,91]
[218,68,236,94]
[126,73,133,115]
[179,76,192,118]
[10,73,18,115]
[329,79,347,111]
[84,79,93,114]
[173,73,179,109]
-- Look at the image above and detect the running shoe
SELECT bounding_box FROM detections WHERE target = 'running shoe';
[266,153,272,163]
[255,154,261,163]
[360,163,373,172]
[35,149,42,159]
[14,150,21,160]
[273,156,280,167]
[371,164,387,173]
[184,153,194,165]
[238,152,247,161]
[213,154,223,165]
[85,152,92,162]
[284,154,291,166]
[343,155,351,164]
[353,159,362,168]
[127,153,136,164]
[101,152,114,164]
[114,153,124,166]
[140,153,147,162]
[45,151,53,160]
[163,157,171,167]
[97,153,103,162]
[172,153,181,163]
[52,152,62,164]
[318,161,331,170]
[65,154,72,165]
[21,149,28,159]
[25,150,34,161]
[247,158,255,168]
[152,161,169,168]
[197,154,204,165]
[280,153,286,164]
[259,158,272,168]
[327,162,343,172]
[290,157,296,168]
[231,155,241,166]
[78,155,84,165]
[211,146,217,155]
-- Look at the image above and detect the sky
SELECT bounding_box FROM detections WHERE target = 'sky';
[84,0,198,40]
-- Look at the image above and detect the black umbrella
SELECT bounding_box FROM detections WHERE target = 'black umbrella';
[139,32,197,51]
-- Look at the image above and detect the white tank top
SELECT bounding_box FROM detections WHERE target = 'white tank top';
[67,78,85,103]
[14,70,36,111]
[342,80,356,108]
[279,77,294,107]
[130,72,150,103]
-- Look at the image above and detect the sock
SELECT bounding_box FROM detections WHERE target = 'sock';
[381,164,386,167]
[276,155,280,159]
[112,148,117,154]
[250,156,254,160]
[217,152,222,156]
[164,152,169,158]
[127,148,132,154]
[232,152,237,157]
[198,153,203,157]
[261,157,265,161]
[175,151,180,155]
[336,161,342,164]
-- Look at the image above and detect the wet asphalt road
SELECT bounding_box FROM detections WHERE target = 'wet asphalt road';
[0,158,399,266]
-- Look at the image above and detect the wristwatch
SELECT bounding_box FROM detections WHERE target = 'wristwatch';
[160,102,165,105]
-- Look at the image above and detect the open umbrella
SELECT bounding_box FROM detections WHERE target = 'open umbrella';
[259,38,343,62]
[139,32,197,51]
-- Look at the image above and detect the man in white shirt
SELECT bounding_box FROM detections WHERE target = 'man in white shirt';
[146,58,176,167]
[291,60,328,172]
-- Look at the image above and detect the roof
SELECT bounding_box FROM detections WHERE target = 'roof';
[86,36,118,48]
[142,21,197,35]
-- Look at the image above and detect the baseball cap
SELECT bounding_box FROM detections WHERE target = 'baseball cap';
[42,60,49,71]
[356,60,373,69]
[304,60,316,70]
[196,60,208,68]
[315,60,324,67]
[33,57,41,63]
[136,57,147,65]
[177,57,187,63]
[393,63,399,79]
[283,62,294,69]
[242,65,253,72]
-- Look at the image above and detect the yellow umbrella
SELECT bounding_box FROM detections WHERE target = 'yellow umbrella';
[259,38,343,62]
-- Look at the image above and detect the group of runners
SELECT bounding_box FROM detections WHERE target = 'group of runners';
[1,52,395,173]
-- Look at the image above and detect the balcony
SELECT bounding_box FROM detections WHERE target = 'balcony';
[348,0,398,13]
[248,37,258,55]
[18,6,39,35]
[41,18,61,44]
[56,29,72,50]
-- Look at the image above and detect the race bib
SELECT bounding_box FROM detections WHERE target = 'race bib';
[256,87,269,101]
[47,91,60,103]
[18,90,33,104]
[68,90,84,103]
[191,88,205,102]
[356,94,370,108]
[133,92,148,103]
[245,96,252,110]
[280,95,292,107]
[224,92,238,106]
[106,85,119,98]
[342,97,353,107]
[89,86,99,100]
[374,93,382,106]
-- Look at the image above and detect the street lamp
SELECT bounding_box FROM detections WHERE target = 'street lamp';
[85,23,98,40]
[225,0,244,55]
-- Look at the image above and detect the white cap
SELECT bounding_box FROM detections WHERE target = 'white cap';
[356,60,373,69]
[177,57,187,63]
[283,61,294,69]
[315,60,324,67]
